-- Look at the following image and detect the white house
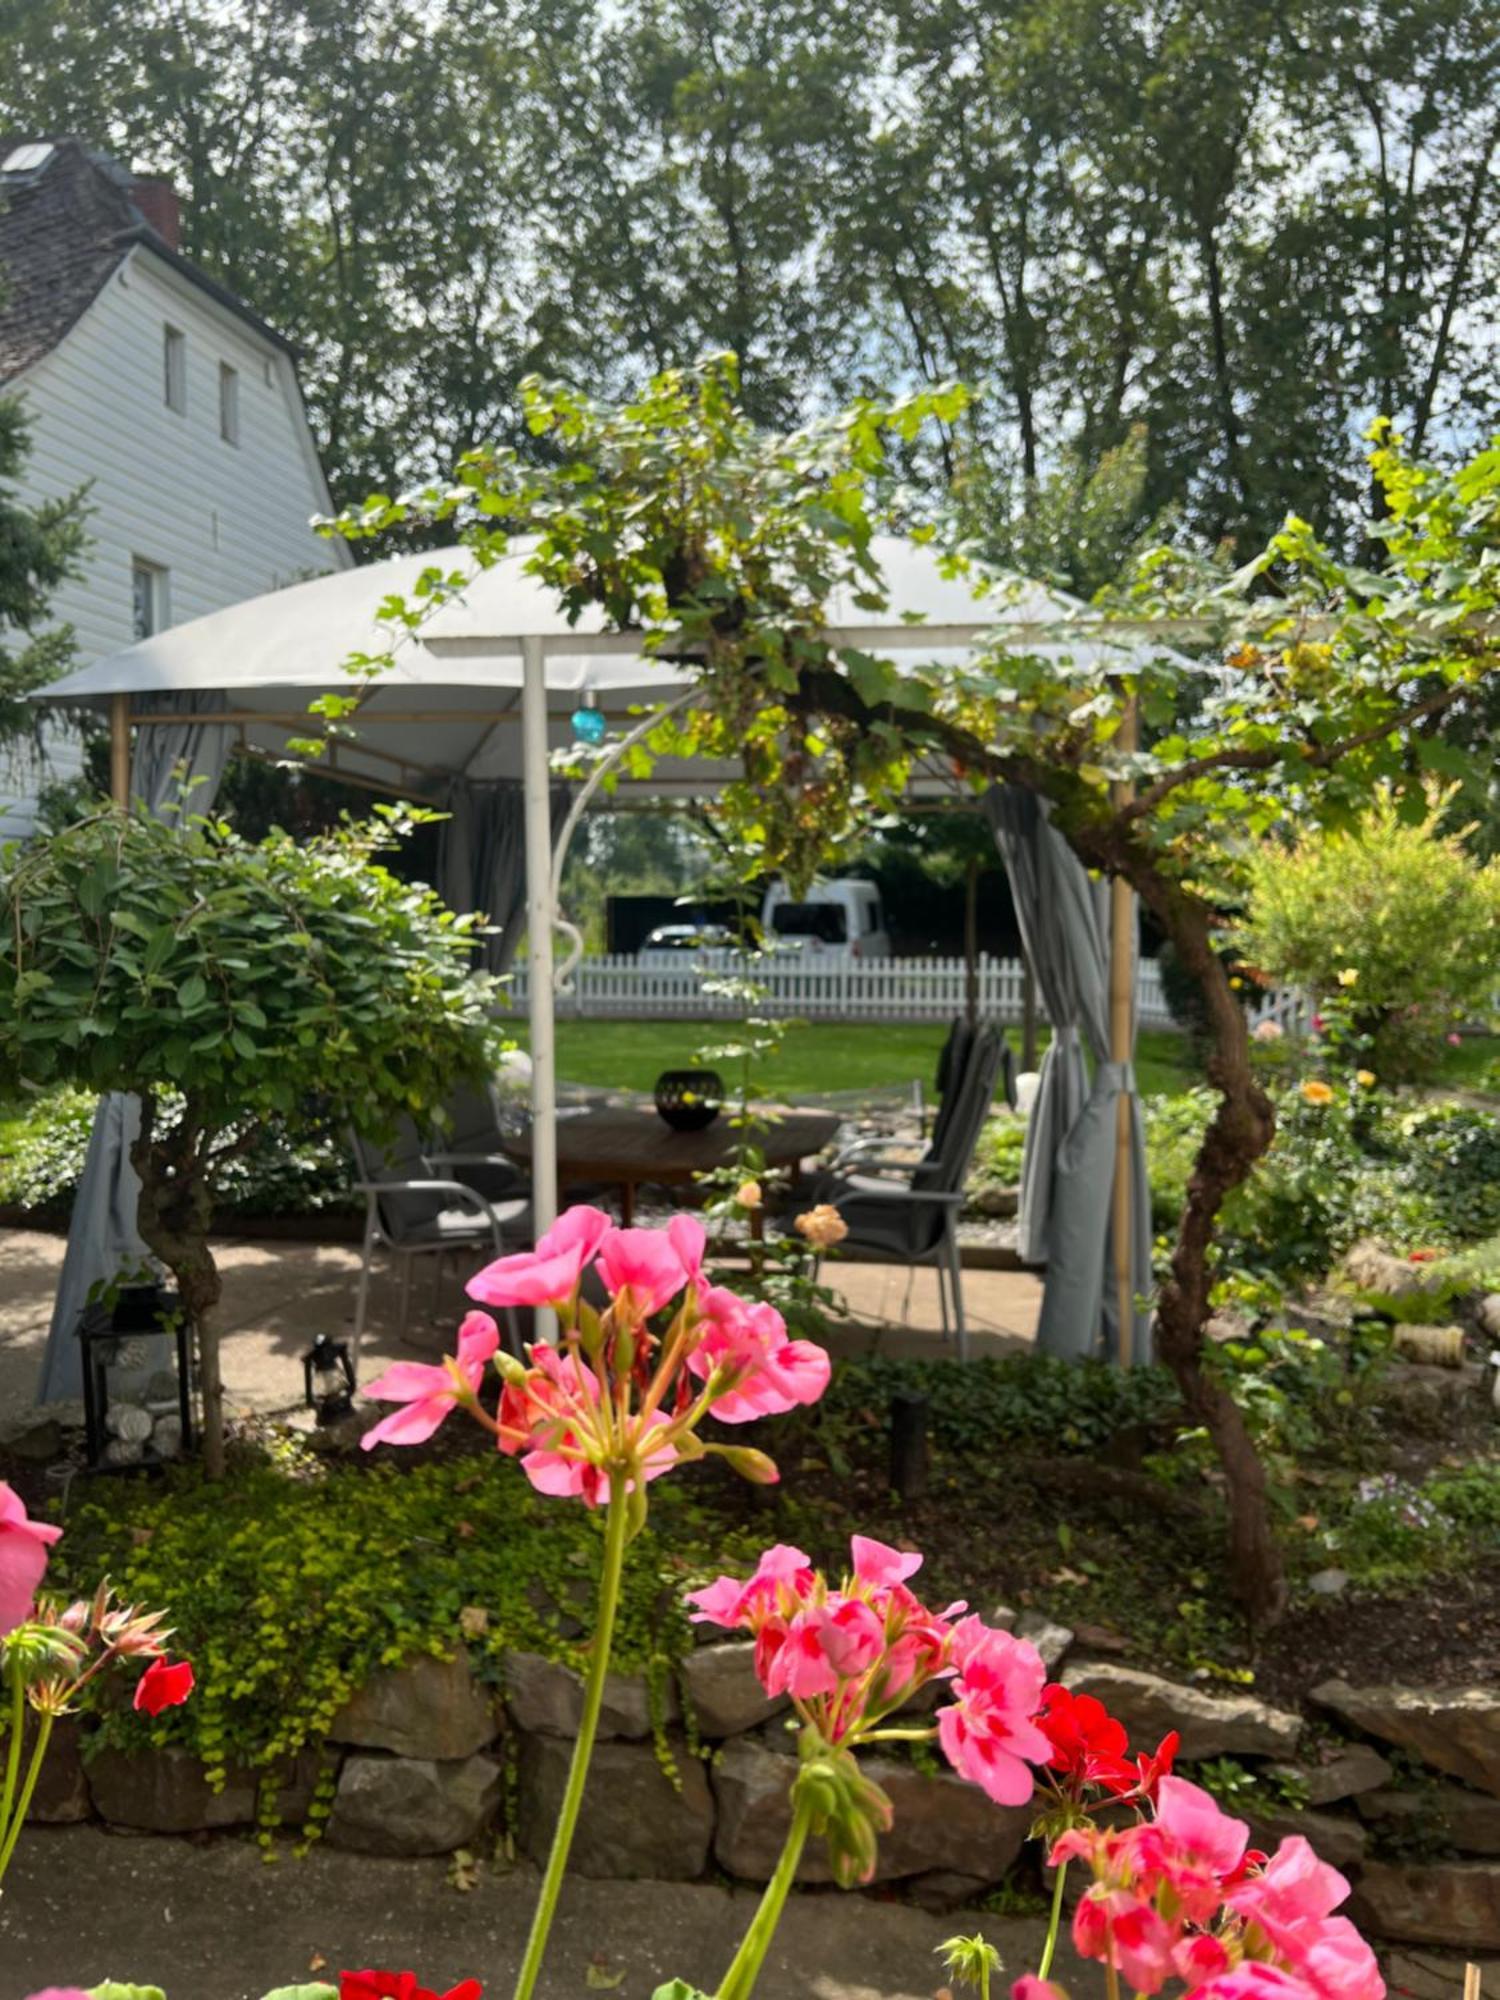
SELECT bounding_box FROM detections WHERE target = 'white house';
[0,137,350,836]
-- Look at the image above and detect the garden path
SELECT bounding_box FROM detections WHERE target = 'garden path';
[0,1228,1043,1427]
[1,1826,1078,1999]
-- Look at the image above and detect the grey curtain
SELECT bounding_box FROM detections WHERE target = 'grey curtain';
[985,787,1153,1365]
[438,778,571,974]
[37,696,232,1403]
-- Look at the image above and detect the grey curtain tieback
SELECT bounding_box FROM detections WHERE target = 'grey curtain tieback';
[1096,1059,1136,1095]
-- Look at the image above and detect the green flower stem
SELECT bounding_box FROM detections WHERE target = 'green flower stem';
[714,1787,817,2000]
[1037,1859,1069,1979]
[0,1705,52,1888]
[0,1661,23,1868]
[511,1470,631,2000]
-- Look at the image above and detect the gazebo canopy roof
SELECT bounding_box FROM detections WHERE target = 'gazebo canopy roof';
[31,536,1154,802]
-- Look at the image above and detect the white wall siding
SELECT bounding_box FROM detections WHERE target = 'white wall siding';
[0,724,87,842]
[3,246,348,833]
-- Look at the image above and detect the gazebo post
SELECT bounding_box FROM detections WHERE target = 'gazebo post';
[521,634,560,1270]
[109,693,131,806]
[1109,696,1139,1364]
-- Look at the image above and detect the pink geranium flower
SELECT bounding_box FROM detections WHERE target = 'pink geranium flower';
[595,1225,694,1315]
[361,1311,499,1449]
[0,1481,62,1635]
[467,1204,614,1309]
[935,1616,1050,1806]
[687,1288,831,1421]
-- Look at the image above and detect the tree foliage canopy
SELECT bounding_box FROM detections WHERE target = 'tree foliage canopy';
[7,0,1498,557]
[0,804,498,1138]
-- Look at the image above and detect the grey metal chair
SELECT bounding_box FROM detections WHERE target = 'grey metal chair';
[349,1122,531,1376]
[812,1026,1006,1361]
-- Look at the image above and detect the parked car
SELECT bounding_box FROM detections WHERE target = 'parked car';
[761,878,891,960]
[636,922,738,967]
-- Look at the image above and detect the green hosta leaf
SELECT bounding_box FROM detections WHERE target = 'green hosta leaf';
[257,1986,339,1999]
[651,1983,711,2000]
[88,1984,169,2000]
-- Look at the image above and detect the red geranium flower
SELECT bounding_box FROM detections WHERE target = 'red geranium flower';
[340,1974,483,2000]
[1131,1728,1180,1804]
[133,1656,195,1716]
[1033,1684,1136,1795]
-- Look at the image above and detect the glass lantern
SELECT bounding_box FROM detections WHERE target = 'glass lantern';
[78,1283,196,1471]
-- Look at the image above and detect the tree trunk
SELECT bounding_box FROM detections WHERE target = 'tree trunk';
[129,1094,228,1481]
[1142,882,1285,1626]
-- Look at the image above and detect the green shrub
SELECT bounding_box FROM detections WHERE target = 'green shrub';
[1236,793,1500,1080]
[50,1452,742,1844]
[0,1086,356,1217]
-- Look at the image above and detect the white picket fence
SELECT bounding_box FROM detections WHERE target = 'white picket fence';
[508,952,1182,1029]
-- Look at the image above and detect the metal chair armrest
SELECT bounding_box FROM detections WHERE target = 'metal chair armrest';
[831,1183,967,1209]
[354,1177,501,1221]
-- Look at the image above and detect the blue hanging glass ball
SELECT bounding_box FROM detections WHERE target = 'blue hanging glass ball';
[570,706,607,745]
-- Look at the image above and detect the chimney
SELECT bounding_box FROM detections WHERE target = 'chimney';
[130,174,181,251]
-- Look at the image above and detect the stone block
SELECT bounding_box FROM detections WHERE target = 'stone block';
[88,1743,322,1833]
[1015,1613,1074,1673]
[326,1752,502,1857]
[1245,1807,1367,1871]
[711,1737,1029,1886]
[504,1649,677,1741]
[515,1730,712,1879]
[680,1641,786,1739]
[1314,1682,1500,1798]
[1358,1785,1500,1857]
[1063,1663,1301,1760]
[329,1646,499,1759]
[1353,1861,1500,1951]
[27,1715,91,1823]
[1265,1745,1392,1808]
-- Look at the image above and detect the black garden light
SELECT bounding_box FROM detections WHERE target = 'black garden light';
[79,1282,195,1470]
[303,1331,356,1425]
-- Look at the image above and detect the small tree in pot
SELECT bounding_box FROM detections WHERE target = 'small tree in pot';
[0,804,500,1476]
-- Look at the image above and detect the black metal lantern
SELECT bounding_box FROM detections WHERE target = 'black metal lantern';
[78,1283,195,1471]
[303,1332,356,1425]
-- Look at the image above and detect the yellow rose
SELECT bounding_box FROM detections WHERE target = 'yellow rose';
[1356,1069,1376,1088]
[1301,1079,1335,1105]
[795,1204,849,1251]
[1337,967,1359,988]
[736,1180,763,1209]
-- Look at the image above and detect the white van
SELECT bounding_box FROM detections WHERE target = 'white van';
[761,879,891,961]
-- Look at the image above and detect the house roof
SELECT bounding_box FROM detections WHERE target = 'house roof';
[0,136,296,381]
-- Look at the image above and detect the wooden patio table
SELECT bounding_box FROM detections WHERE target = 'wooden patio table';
[503,1103,841,1228]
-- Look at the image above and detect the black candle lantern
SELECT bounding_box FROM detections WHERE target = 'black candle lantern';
[303,1332,356,1425]
[78,1283,195,1471]
[653,1068,725,1132]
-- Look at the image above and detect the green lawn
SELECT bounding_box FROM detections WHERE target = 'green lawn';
[508,1018,1202,1100]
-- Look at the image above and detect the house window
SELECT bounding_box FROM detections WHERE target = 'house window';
[163,325,186,412]
[132,560,169,641]
[218,362,240,445]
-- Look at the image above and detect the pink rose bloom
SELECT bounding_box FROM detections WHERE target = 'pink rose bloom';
[361,1312,499,1450]
[0,1481,63,1634]
[936,1619,1049,1806]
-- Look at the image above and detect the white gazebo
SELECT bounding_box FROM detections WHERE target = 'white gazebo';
[30,536,1158,1393]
